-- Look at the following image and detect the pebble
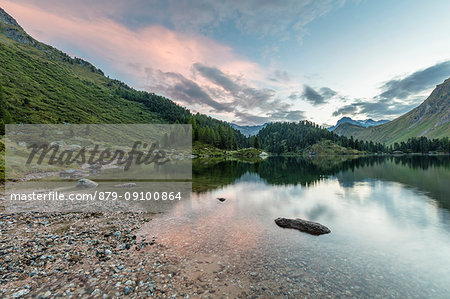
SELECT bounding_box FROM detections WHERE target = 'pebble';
[12,289,30,298]
[123,286,134,295]
[125,280,135,286]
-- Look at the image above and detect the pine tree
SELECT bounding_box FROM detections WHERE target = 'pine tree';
[0,120,5,135]
[254,136,260,149]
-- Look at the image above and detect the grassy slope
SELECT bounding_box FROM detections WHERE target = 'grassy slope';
[0,22,165,124]
[0,20,171,182]
[193,142,263,159]
[334,78,450,144]
[302,139,363,156]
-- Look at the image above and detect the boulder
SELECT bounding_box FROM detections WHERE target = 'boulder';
[76,178,98,189]
[274,217,330,235]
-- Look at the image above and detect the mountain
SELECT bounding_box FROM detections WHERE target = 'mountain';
[230,123,269,136]
[332,123,366,137]
[328,117,389,131]
[0,7,167,124]
[0,7,248,149]
[334,78,450,144]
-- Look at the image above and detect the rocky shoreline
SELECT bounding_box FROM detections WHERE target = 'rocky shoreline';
[0,202,329,298]
[0,210,276,298]
[0,210,172,298]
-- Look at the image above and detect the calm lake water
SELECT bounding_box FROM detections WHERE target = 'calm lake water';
[140,156,450,297]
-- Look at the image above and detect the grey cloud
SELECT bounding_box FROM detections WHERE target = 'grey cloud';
[290,86,337,102]
[379,60,450,100]
[268,70,291,83]
[332,105,358,117]
[193,63,291,112]
[319,87,337,99]
[270,110,305,122]
[238,87,280,110]
[147,66,299,124]
[302,85,325,105]
[332,97,424,119]
[288,92,301,101]
[193,63,240,94]
[357,98,423,118]
[234,111,273,125]
[146,68,234,113]
[235,109,304,125]
[227,0,343,40]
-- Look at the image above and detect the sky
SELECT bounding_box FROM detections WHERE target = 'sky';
[1,0,450,126]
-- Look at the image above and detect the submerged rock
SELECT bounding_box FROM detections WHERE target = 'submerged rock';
[114,183,137,188]
[217,197,226,202]
[59,169,86,179]
[76,178,98,188]
[274,217,331,235]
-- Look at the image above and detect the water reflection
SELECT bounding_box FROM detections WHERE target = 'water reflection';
[193,156,450,209]
[139,156,450,297]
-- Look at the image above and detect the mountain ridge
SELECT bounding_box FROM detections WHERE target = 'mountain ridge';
[334,78,450,144]
[328,117,389,131]
[0,7,22,29]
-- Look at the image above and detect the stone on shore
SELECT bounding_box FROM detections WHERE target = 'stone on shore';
[76,178,98,188]
[274,217,331,235]
[59,169,86,179]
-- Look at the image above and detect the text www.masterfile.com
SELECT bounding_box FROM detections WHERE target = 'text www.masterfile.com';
[8,191,183,201]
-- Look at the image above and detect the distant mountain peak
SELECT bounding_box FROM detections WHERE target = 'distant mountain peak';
[329,117,389,131]
[0,7,22,29]
[230,122,269,136]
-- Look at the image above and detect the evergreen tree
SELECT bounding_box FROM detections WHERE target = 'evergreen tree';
[254,136,260,149]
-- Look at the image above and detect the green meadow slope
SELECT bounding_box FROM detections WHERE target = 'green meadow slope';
[0,8,180,124]
[334,78,450,144]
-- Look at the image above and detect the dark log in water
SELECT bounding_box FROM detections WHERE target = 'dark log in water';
[274,217,331,235]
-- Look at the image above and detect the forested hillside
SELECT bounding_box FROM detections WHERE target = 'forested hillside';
[256,121,449,154]
[257,121,386,154]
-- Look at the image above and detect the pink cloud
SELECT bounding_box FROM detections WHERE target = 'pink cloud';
[1,1,261,86]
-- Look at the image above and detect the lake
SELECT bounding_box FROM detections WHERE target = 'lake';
[138,156,450,297]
